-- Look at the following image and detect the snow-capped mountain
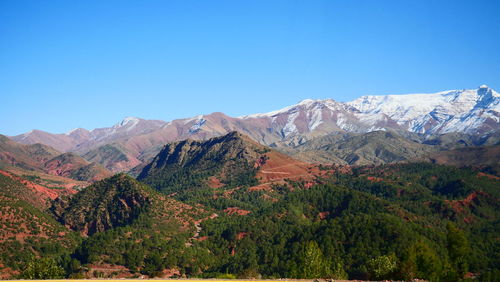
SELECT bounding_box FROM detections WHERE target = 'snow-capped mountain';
[9,85,499,172]
[240,85,499,139]
[347,85,499,135]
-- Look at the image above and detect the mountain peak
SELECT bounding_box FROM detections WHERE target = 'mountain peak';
[116,116,141,127]
[297,98,319,105]
[138,130,314,196]
[138,131,270,193]
[65,127,89,136]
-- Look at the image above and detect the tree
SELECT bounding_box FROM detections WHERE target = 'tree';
[398,240,442,281]
[366,254,397,280]
[446,222,470,277]
[21,256,65,279]
[329,260,348,280]
[290,241,346,279]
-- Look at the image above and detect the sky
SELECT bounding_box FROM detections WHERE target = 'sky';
[1,0,499,135]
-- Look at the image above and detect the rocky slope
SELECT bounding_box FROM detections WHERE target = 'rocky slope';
[286,131,439,165]
[138,131,325,198]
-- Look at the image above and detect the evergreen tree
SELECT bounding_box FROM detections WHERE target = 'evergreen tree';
[447,222,470,277]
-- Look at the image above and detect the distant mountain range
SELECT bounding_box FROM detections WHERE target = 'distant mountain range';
[0,134,111,182]
[8,85,500,172]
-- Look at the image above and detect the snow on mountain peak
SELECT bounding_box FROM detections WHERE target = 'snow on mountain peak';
[346,87,499,134]
[241,98,342,119]
[188,116,206,134]
[21,130,35,140]
[117,117,139,126]
[112,117,141,132]
[297,99,319,106]
[13,86,498,150]
[65,128,83,135]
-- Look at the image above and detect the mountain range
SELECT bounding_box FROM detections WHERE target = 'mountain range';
[8,85,499,172]
[0,127,499,279]
[1,85,499,278]
[0,134,112,184]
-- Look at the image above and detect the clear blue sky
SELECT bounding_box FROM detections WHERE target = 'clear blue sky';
[1,0,499,135]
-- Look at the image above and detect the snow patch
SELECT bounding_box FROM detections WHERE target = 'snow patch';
[114,117,140,131]
[308,106,323,131]
[189,117,206,134]
[282,112,299,137]
[240,98,337,119]
[184,115,204,124]
[367,126,387,132]
[22,130,34,140]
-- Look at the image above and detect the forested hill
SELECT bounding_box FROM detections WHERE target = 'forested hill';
[138,131,265,194]
[0,132,498,280]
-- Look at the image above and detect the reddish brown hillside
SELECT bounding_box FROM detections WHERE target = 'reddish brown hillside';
[43,153,112,181]
[0,169,77,208]
[0,134,112,182]
[250,149,337,192]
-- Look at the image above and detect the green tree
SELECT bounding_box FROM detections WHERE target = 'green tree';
[329,260,348,280]
[366,254,398,280]
[21,256,65,279]
[399,241,442,281]
[291,241,340,279]
[447,222,470,277]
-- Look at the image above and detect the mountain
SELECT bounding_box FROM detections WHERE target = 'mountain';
[0,134,60,171]
[12,118,167,153]
[9,86,500,172]
[0,135,112,182]
[421,131,500,148]
[138,131,317,196]
[286,130,439,165]
[240,85,499,141]
[81,143,142,173]
[51,174,151,235]
[2,132,499,279]
[135,135,500,280]
[43,153,112,182]
[346,85,499,135]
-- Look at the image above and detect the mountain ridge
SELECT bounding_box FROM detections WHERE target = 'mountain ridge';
[138,131,319,198]
[8,86,499,172]
[0,134,112,182]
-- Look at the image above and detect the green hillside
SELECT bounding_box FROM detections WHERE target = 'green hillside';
[138,131,265,194]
